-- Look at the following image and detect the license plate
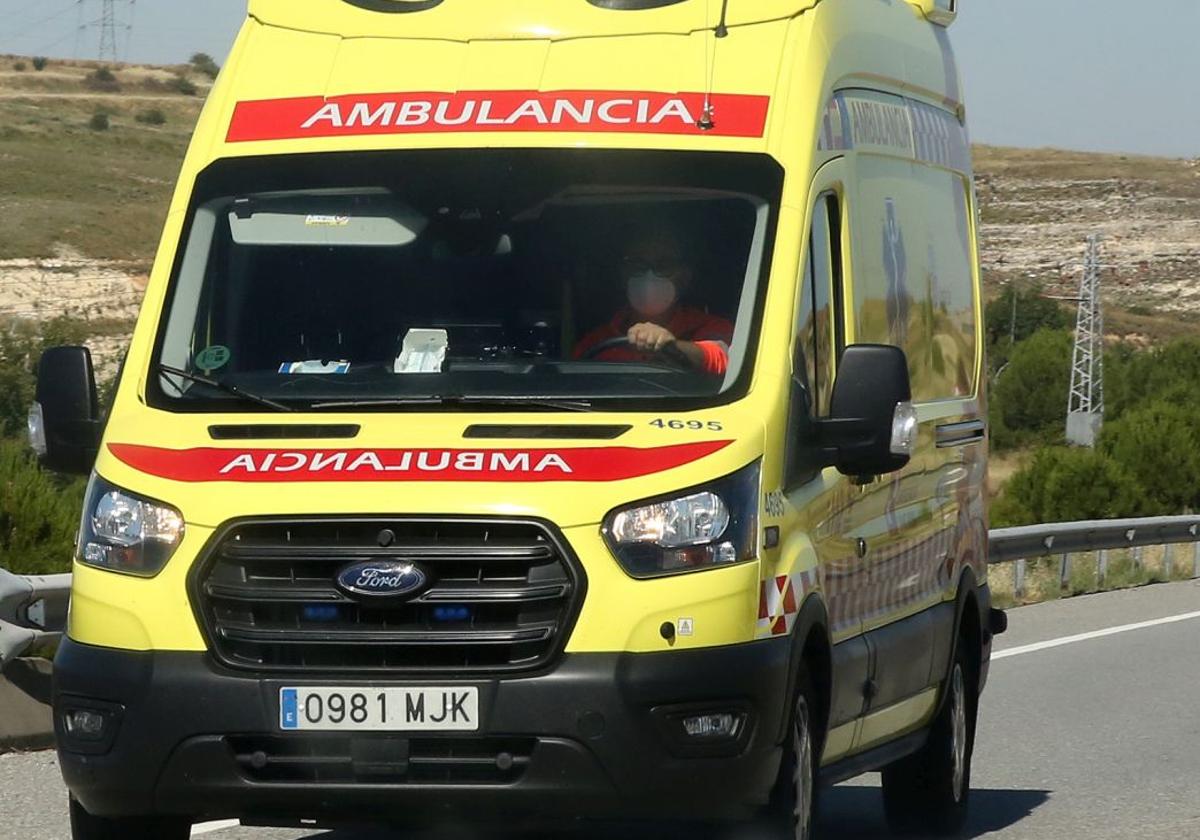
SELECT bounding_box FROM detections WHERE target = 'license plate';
[279,687,479,732]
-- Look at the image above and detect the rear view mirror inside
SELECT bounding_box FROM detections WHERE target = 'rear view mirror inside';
[228,190,427,247]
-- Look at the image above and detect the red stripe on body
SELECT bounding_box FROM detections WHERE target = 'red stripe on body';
[107,440,733,483]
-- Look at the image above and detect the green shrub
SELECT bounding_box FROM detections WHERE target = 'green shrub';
[135,108,167,126]
[13,61,27,72]
[993,446,1146,527]
[990,328,1072,450]
[189,52,220,79]
[89,111,110,131]
[84,67,120,92]
[170,74,197,96]
[32,57,48,71]
[0,438,85,576]
[1099,400,1200,514]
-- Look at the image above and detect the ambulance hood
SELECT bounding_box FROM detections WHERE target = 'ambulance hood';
[248,0,818,42]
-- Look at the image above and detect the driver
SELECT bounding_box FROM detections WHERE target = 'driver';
[573,231,734,376]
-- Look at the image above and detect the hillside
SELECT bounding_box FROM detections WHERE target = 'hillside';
[974,146,1200,343]
[3,56,1200,370]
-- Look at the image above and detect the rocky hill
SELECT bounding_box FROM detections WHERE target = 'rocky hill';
[975,146,1200,342]
[3,56,1199,371]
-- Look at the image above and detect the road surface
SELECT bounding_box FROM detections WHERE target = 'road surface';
[3,580,1199,840]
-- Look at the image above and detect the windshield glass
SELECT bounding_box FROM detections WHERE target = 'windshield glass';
[150,149,783,412]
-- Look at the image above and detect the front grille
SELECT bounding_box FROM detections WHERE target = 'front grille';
[194,518,583,674]
[228,735,535,785]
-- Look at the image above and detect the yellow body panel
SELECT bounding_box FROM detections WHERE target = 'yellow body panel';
[70,0,987,766]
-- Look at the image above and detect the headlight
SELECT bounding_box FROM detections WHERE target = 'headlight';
[76,475,184,577]
[603,461,760,578]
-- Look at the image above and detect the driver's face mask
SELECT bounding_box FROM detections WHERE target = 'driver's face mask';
[627,271,678,318]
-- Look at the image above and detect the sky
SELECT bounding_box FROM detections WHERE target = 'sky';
[2,0,1198,158]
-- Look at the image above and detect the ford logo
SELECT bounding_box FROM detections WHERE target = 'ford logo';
[335,560,430,600]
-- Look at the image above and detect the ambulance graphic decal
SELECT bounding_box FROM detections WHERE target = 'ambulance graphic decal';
[107,440,733,483]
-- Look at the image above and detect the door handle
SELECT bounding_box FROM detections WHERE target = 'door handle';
[935,419,985,448]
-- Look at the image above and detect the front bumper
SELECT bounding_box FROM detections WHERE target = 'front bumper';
[55,636,792,826]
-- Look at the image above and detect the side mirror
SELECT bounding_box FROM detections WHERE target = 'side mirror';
[29,346,101,475]
[816,344,917,478]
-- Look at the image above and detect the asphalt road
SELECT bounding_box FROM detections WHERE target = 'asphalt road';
[4,580,1200,840]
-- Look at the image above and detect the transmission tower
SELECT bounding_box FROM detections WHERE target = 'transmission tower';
[98,0,118,62]
[1066,235,1105,447]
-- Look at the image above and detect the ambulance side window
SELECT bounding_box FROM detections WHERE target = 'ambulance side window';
[795,193,840,419]
[787,193,842,487]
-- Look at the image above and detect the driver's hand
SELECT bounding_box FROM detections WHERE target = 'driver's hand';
[628,323,676,353]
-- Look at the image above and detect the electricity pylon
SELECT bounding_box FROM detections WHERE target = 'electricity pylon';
[98,0,118,62]
[1066,235,1105,447]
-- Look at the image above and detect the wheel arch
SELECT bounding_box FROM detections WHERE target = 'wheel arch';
[786,592,833,756]
[938,565,983,716]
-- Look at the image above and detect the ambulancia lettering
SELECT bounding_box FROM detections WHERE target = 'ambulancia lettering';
[300,96,695,131]
[226,91,771,142]
[217,450,573,476]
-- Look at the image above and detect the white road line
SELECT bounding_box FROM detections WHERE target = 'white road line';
[192,820,240,837]
[993,609,1200,660]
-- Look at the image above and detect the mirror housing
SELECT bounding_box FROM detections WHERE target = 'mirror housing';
[31,346,101,475]
[815,344,916,479]
[907,0,957,27]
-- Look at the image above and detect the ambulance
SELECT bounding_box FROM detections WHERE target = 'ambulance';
[31,0,1005,837]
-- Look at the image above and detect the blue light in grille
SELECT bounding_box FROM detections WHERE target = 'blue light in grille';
[433,606,472,623]
[302,605,341,622]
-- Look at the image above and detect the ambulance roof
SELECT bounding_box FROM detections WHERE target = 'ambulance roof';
[248,0,818,41]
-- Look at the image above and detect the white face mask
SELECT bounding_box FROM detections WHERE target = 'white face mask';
[627,271,678,318]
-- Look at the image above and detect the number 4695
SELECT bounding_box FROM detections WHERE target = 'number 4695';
[650,419,724,431]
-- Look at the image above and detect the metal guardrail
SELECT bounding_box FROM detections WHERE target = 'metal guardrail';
[989,516,1200,597]
[0,569,71,670]
[989,515,1200,564]
[0,515,1196,666]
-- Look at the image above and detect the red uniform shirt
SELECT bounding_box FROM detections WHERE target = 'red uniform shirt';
[573,307,734,376]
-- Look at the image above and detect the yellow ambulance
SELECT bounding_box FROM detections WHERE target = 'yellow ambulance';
[32,1,1005,837]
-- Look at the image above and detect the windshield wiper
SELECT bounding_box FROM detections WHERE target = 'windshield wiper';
[310,395,594,412]
[157,364,295,413]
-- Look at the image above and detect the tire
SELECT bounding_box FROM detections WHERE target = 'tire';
[880,636,977,837]
[769,671,819,840]
[69,796,191,840]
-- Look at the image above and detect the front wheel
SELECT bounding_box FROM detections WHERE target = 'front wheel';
[880,638,977,836]
[69,796,191,840]
[769,672,819,840]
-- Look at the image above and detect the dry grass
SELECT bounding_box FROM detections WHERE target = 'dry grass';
[989,544,1199,610]
[0,60,201,261]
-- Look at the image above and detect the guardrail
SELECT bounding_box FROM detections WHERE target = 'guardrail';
[0,569,71,670]
[1,515,1198,666]
[989,516,1200,598]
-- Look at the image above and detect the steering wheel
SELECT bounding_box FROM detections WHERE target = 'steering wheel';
[578,336,691,369]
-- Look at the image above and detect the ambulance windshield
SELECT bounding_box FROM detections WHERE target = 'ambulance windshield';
[151,149,782,412]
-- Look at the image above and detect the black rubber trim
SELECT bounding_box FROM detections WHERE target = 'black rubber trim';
[818,727,928,787]
[463,425,632,440]
[989,607,1008,636]
[209,424,361,440]
[341,0,444,12]
[587,0,689,8]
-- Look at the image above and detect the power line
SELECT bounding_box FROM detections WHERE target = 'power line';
[5,0,80,43]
